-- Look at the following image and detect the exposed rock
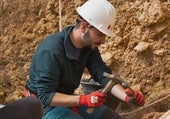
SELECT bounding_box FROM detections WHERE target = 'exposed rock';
[0,0,170,119]
[134,41,150,53]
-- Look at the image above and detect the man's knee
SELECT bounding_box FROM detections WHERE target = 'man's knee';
[22,96,43,119]
[22,96,43,116]
[23,96,42,108]
[0,96,43,119]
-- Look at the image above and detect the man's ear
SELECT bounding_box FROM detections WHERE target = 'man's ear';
[80,22,88,33]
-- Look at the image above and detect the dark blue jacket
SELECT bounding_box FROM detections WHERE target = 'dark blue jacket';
[25,26,111,114]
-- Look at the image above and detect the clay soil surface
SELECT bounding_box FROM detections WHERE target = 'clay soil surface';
[0,0,170,119]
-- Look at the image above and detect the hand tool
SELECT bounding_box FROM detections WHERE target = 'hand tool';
[86,72,122,113]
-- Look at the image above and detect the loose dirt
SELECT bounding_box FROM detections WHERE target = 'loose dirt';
[0,0,170,119]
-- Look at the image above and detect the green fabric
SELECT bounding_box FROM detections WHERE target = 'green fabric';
[25,26,111,114]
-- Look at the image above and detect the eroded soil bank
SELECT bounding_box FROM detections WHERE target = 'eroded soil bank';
[0,0,170,119]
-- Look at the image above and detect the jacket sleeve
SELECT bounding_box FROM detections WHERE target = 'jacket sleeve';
[32,49,61,106]
[86,49,112,87]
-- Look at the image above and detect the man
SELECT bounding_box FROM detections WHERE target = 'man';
[0,96,43,119]
[24,0,145,119]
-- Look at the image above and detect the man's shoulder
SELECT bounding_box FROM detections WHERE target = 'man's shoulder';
[34,33,64,56]
[43,26,73,45]
[41,32,64,46]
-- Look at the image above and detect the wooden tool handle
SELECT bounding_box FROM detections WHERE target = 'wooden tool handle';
[101,80,114,93]
[86,80,115,113]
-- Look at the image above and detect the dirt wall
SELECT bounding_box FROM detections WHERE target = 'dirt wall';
[0,0,170,119]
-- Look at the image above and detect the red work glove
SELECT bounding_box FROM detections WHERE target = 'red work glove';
[79,91,107,107]
[125,88,145,107]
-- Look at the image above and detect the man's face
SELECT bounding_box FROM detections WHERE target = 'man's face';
[82,27,106,49]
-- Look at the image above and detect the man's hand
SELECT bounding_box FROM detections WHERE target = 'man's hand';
[125,88,145,107]
[79,91,107,107]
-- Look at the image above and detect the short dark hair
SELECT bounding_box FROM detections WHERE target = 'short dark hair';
[75,15,92,29]
[74,15,86,29]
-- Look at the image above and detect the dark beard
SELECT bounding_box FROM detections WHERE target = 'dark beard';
[82,30,93,46]
[82,30,99,50]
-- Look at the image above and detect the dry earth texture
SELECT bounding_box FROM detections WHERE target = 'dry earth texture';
[0,0,170,119]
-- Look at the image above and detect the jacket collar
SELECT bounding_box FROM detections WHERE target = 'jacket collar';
[63,26,80,61]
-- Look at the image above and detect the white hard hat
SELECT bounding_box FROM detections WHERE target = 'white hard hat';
[77,0,116,37]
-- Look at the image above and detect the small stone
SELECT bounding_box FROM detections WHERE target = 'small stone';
[153,49,164,56]
[134,41,150,53]
[101,52,113,65]
[131,84,141,91]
